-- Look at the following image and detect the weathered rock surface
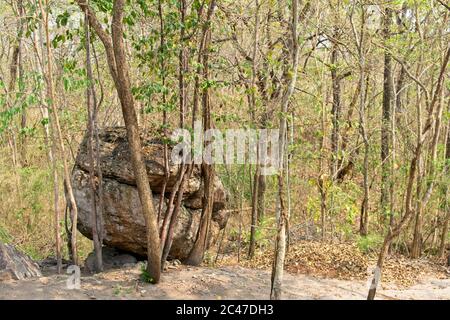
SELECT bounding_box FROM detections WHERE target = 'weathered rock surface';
[75,127,201,194]
[84,247,138,272]
[183,175,229,212]
[72,127,229,261]
[73,168,221,260]
[0,242,41,281]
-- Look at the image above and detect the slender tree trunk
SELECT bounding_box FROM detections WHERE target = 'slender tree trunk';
[438,121,450,258]
[359,79,369,237]
[318,175,327,239]
[160,165,190,268]
[185,0,217,266]
[352,6,369,236]
[410,63,425,259]
[381,7,393,223]
[84,4,103,272]
[330,37,341,177]
[156,0,170,222]
[11,0,27,166]
[178,0,187,127]
[270,0,299,300]
[92,47,105,257]
[249,165,260,259]
[257,171,266,222]
[368,46,450,300]
[413,75,447,258]
[110,0,161,282]
[38,0,80,265]
[5,0,25,207]
[78,0,162,281]
[158,0,192,267]
[319,90,327,239]
[248,0,260,259]
[29,19,61,271]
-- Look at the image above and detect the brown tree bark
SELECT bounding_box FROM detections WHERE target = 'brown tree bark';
[368,46,450,300]
[160,165,190,268]
[156,0,170,222]
[438,120,450,259]
[249,165,260,259]
[111,0,161,282]
[38,0,79,266]
[178,0,187,127]
[77,0,161,282]
[330,37,341,178]
[381,7,393,222]
[351,6,369,236]
[248,0,260,260]
[185,1,217,265]
[270,0,300,300]
[257,171,266,222]
[84,5,103,272]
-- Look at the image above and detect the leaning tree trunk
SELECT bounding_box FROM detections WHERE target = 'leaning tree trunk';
[78,0,162,282]
[111,0,161,282]
[368,46,450,300]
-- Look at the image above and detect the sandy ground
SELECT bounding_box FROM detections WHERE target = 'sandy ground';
[0,264,449,300]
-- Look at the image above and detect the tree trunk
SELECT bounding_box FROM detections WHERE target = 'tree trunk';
[248,0,260,261]
[110,0,161,282]
[84,6,103,272]
[249,165,260,259]
[438,121,450,258]
[156,0,170,222]
[78,0,163,281]
[410,67,425,259]
[185,0,216,265]
[381,7,393,222]
[257,170,266,222]
[353,6,369,236]
[38,0,80,265]
[160,165,191,268]
[330,38,341,177]
[368,46,450,300]
[178,0,187,127]
[270,0,299,300]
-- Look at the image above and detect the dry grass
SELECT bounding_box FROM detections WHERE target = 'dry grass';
[0,147,92,261]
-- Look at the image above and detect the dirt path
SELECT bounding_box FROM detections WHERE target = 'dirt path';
[0,264,449,300]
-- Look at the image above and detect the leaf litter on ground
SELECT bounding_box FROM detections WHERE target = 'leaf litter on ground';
[217,240,449,287]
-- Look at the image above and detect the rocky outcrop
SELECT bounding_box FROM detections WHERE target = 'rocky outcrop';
[0,242,41,281]
[72,128,229,261]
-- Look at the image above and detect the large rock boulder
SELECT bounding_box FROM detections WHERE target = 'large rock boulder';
[0,242,41,281]
[72,128,229,261]
[75,127,202,194]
